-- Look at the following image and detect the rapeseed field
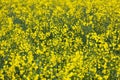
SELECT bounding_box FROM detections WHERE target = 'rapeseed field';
[0,0,120,80]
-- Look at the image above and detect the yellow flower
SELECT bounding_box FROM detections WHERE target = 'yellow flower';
[34,74,39,80]
[36,49,43,54]
[50,54,56,63]
[103,75,109,79]
[102,69,106,74]
[20,70,24,75]
[0,50,4,56]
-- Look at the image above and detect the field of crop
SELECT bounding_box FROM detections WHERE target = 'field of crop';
[0,0,120,80]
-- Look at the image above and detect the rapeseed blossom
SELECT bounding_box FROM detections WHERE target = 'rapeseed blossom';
[0,0,120,79]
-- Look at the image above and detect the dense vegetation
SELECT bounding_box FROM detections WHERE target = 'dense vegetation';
[0,0,120,79]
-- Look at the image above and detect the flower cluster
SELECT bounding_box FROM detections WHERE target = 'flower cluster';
[0,0,120,79]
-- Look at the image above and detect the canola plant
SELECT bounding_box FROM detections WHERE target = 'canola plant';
[0,0,120,80]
